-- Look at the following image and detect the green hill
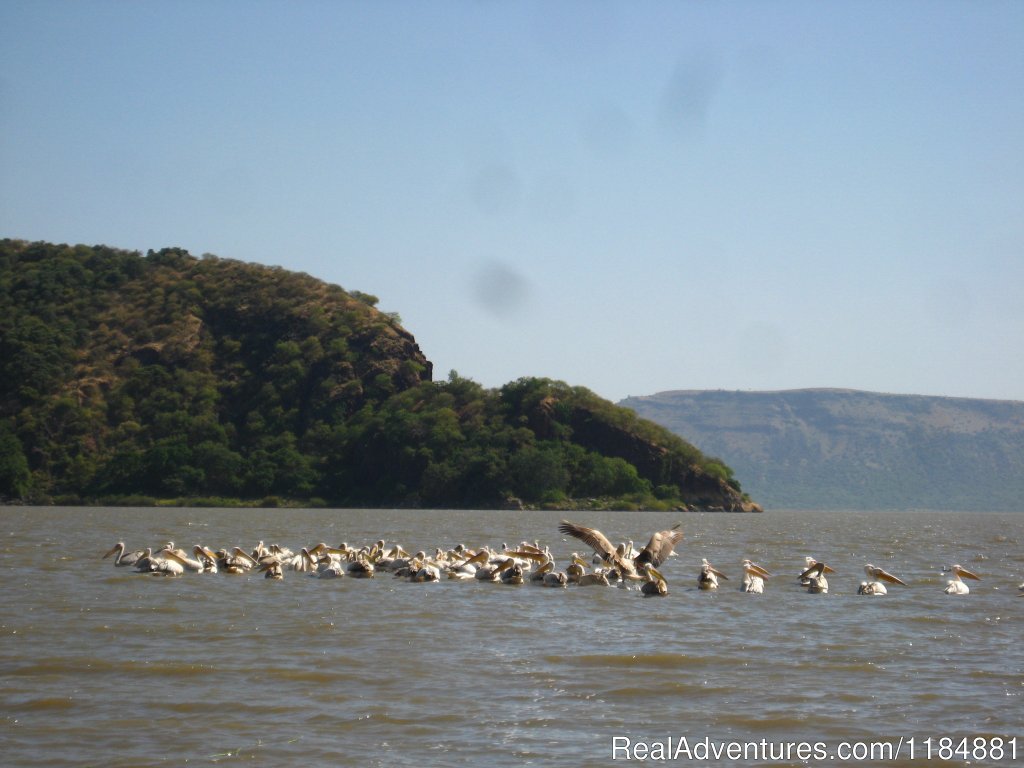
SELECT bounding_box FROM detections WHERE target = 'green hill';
[621,388,1024,511]
[0,239,755,511]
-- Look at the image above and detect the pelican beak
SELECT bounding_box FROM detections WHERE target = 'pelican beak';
[647,566,665,584]
[956,566,982,581]
[102,544,120,559]
[464,550,489,567]
[878,572,908,586]
[800,563,830,579]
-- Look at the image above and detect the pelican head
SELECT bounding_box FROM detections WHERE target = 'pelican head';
[103,542,125,559]
[947,564,981,581]
[864,563,907,586]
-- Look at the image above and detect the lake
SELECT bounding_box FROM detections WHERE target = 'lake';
[2,507,1021,767]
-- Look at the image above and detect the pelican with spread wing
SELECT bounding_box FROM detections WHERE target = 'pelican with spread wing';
[557,520,683,579]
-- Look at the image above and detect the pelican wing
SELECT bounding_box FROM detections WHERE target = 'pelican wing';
[636,525,684,567]
[558,521,617,561]
[462,550,490,567]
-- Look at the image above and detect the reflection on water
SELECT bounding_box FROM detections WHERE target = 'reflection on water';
[2,508,1022,767]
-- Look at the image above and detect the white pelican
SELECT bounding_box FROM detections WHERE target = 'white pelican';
[799,558,835,587]
[346,557,375,578]
[858,564,907,595]
[103,542,147,567]
[943,564,981,595]
[465,553,511,582]
[500,561,526,585]
[446,558,477,580]
[558,520,684,578]
[157,546,209,573]
[542,570,568,587]
[137,550,184,576]
[698,559,728,590]
[132,548,156,572]
[566,554,587,583]
[800,561,832,593]
[577,570,611,587]
[411,563,441,582]
[528,557,568,587]
[162,542,191,561]
[314,554,345,579]
[857,581,885,595]
[261,562,284,580]
[641,565,668,597]
[740,560,771,594]
[215,548,257,574]
[530,559,555,584]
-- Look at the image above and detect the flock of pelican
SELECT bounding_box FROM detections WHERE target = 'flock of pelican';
[102,519,1010,598]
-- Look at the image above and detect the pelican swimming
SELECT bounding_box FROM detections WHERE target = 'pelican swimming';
[528,557,568,587]
[857,564,907,595]
[162,541,191,561]
[558,520,683,579]
[799,558,835,587]
[542,569,568,587]
[132,548,156,572]
[411,563,441,583]
[461,552,512,582]
[800,561,832,593]
[698,559,728,590]
[313,552,345,579]
[103,542,147,567]
[577,570,612,587]
[943,564,981,595]
[740,559,771,594]
[156,546,214,573]
[446,558,478,580]
[261,562,284,580]
[500,561,526,585]
[641,564,668,597]
[214,548,253,574]
[346,556,375,578]
[530,559,555,584]
[136,549,184,576]
[566,554,587,583]
[857,581,884,595]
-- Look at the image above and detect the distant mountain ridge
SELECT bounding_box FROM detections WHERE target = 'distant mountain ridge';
[620,389,1024,511]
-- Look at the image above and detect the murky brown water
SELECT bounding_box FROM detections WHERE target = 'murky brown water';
[2,507,1021,767]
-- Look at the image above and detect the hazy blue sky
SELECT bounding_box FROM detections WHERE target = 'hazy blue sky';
[3,1,1022,403]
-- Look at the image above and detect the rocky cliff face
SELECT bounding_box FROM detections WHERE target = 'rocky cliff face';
[621,389,1024,511]
[566,402,761,512]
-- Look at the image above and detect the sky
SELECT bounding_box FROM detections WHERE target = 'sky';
[2,1,1022,404]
